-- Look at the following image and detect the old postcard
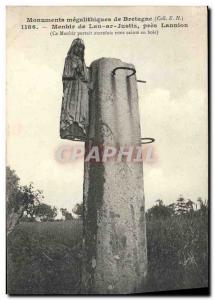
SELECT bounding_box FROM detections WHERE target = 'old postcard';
[6,6,208,295]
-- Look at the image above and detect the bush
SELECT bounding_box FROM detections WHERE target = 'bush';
[145,203,208,292]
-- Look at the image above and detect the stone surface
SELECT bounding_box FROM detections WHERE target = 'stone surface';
[82,58,147,294]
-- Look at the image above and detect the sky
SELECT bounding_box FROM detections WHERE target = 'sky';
[7,6,208,212]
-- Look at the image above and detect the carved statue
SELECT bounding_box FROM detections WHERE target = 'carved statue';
[60,38,89,141]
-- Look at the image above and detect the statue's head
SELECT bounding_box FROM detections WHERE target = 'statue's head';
[67,38,85,60]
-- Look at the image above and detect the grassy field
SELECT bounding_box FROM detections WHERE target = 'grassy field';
[7,212,208,295]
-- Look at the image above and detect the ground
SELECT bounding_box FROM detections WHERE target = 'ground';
[7,213,208,295]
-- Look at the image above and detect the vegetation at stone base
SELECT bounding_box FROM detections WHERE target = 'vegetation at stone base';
[6,166,208,294]
[145,199,208,292]
[7,220,82,294]
[7,198,208,294]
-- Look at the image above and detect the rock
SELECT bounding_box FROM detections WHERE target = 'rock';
[82,58,147,294]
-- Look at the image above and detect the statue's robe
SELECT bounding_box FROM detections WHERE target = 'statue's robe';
[60,54,89,141]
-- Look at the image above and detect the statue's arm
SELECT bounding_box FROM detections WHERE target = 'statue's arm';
[62,56,77,80]
[62,56,78,92]
[75,59,89,83]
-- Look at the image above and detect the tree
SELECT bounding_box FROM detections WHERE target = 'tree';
[33,203,57,222]
[72,203,83,219]
[197,197,208,215]
[175,196,196,215]
[60,208,73,220]
[6,166,44,235]
[186,199,195,212]
[146,199,174,220]
[6,166,19,202]
[175,195,188,215]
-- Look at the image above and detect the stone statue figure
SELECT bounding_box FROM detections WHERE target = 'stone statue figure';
[60,38,89,141]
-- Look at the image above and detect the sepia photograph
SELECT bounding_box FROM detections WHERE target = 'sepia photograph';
[6,6,209,295]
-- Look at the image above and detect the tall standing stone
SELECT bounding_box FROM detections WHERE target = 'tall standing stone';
[82,58,147,294]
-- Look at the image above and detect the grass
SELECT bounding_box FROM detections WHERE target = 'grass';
[146,212,208,292]
[7,220,82,294]
[7,212,208,294]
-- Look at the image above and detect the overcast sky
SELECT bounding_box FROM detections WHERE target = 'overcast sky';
[7,6,208,212]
